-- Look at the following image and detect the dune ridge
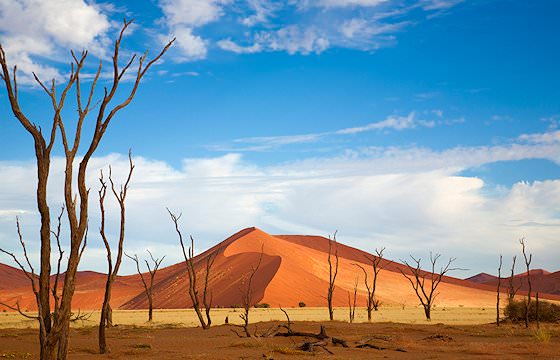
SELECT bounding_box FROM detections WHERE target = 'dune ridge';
[1,227,558,311]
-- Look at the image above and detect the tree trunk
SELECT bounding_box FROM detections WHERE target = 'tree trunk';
[40,339,56,360]
[57,322,70,360]
[424,305,431,320]
[148,296,153,322]
[99,277,113,354]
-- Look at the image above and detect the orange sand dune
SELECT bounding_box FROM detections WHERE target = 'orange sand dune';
[1,227,558,312]
[467,269,560,296]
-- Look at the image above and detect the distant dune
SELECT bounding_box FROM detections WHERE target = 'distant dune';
[466,269,560,295]
[1,227,558,311]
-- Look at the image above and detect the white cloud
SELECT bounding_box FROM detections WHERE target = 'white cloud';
[301,0,388,8]
[217,39,262,54]
[213,112,455,151]
[0,0,111,83]
[157,0,232,61]
[518,130,560,145]
[337,112,435,134]
[159,0,231,27]
[258,25,330,55]
[167,26,208,61]
[1,139,559,276]
[421,0,464,11]
[241,0,278,27]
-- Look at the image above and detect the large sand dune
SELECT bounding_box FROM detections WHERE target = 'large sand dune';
[0,227,556,311]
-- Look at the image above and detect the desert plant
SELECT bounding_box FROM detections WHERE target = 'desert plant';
[505,299,560,323]
[254,303,270,308]
[399,252,458,320]
[98,151,135,353]
[532,327,552,343]
[168,209,219,330]
[519,238,532,328]
[298,302,306,308]
[125,250,165,322]
[497,255,502,326]
[327,232,339,321]
[237,245,264,337]
[354,247,385,321]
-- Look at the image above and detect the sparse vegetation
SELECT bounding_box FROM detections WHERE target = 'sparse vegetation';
[254,303,271,308]
[532,327,552,343]
[505,299,560,323]
[299,302,306,308]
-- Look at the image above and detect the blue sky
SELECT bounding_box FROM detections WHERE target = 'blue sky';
[0,0,559,276]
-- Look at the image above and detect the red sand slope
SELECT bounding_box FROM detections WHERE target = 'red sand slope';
[1,228,558,311]
[466,269,560,295]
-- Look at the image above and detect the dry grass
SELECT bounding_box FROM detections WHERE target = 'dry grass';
[532,327,552,343]
[0,306,497,330]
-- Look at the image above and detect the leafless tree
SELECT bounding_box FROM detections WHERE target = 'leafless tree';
[353,247,385,321]
[519,238,532,328]
[0,19,174,359]
[125,250,165,322]
[508,255,520,302]
[241,245,264,337]
[399,253,458,320]
[327,232,339,321]
[168,209,218,330]
[347,277,358,323]
[497,254,502,326]
[98,151,134,353]
[235,244,264,337]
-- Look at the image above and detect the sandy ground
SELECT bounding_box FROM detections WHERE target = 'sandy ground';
[0,319,558,359]
[0,306,498,330]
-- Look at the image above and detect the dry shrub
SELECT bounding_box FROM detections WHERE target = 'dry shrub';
[504,299,560,323]
[532,327,552,343]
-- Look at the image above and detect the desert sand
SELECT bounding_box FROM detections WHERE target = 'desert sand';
[1,227,535,313]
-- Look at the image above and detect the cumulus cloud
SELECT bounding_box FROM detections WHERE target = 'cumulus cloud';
[158,0,231,61]
[0,0,111,83]
[1,133,560,275]
[166,26,208,61]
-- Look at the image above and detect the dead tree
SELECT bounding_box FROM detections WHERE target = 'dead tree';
[348,277,358,323]
[125,250,165,322]
[0,19,173,360]
[327,232,339,321]
[235,244,264,337]
[519,238,532,328]
[354,247,385,321]
[399,253,457,320]
[168,209,218,330]
[497,254,502,326]
[508,255,520,302]
[98,151,134,353]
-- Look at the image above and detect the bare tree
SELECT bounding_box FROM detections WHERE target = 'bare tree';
[508,255,520,302]
[98,151,134,353]
[347,277,358,323]
[0,19,173,359]
[327,232,339,321]
[168,209,218,330]
[497,254,502,326]
[237,245,264,337]
[353,247,385,321]
[399,253,457,320]
[125,250,165,322]
[519,238,532,328]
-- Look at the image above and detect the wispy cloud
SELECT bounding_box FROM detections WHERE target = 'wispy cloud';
[212,112,451,151]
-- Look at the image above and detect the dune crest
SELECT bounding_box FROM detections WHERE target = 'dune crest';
[1,227,558,311]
